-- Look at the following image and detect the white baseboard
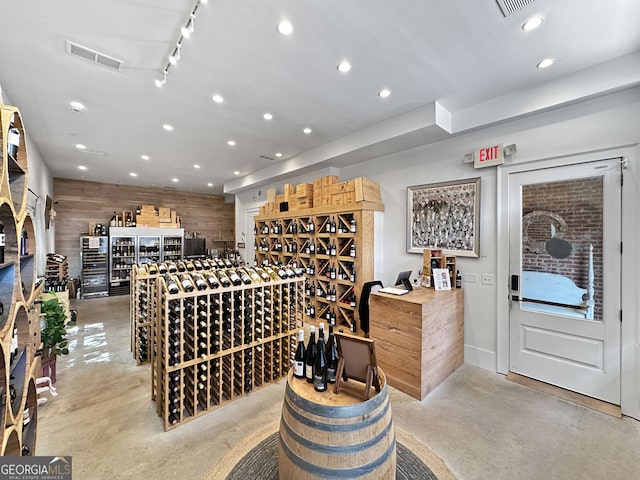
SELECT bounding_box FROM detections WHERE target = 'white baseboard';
[464,345,496,372]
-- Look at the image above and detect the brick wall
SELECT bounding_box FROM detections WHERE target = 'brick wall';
[522,178,603,320]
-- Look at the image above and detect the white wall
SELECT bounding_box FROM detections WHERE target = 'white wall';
[1,84,55,276]
[235,87,640,417]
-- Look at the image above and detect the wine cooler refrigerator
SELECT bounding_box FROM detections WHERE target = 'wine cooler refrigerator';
[109,227,184,296]
[80,235,109,299]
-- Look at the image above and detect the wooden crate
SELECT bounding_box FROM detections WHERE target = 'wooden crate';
[267,188,276,203]
[354,177,382,203]
[296,183,313,198]
[284,184,295,201]
[322,175,339,187]
[158,207,171,218]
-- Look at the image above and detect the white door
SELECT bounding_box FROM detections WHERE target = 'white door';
[509,158,622,404]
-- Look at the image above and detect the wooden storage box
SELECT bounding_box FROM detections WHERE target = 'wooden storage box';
[322,175,339,187]
[331,193,347,206]
[296,183,313,198]
[275,194,285,205]
[330,180,356,195]
[284,184,295,201]
[158,207,171,218]
[298,197,313,209]
[267,189,277,203]
[354,177,382,203]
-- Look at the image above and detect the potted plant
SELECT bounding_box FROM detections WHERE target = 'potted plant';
[40,293,75,361]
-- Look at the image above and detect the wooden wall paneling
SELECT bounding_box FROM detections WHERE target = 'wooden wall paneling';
[53,178,235,279]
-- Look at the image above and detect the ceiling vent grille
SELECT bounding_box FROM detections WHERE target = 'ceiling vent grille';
[65,41,124,71]
[495,0,537,17]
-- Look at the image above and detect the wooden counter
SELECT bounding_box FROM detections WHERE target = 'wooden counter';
[369,287,464,400]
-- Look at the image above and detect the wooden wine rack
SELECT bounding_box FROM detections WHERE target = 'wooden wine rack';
[254,202,383,336]
[1,103,42,456]
[151,273,303,430]
[130,265,158,366]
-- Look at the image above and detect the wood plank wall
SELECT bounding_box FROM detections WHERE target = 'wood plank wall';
[53,178,235,279]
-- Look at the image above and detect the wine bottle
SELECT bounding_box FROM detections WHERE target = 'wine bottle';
[304,326,317,383]
[293,329,306,378]
[326,327,339,384]
[350,216,356,233]
[237,268,252,285]
[226,269,242,286]
[165,275,180,295]
[313,332,328,392]
[205,271,220,289]
[246,268,262,283]
[456,270,462,289]
[193,273,208,291]
[255,267,271,282]
[216,270,232,288]
[179,273,195,292]
[158,262,168,274]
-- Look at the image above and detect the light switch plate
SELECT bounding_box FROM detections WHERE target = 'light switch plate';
[464,273,478,283]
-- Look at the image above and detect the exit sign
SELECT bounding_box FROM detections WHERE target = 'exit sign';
[474,143,504,169]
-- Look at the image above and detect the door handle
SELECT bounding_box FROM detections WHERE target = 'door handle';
[511,274,519,291]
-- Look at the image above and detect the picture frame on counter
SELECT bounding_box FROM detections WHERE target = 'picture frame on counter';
[406,177,480,257]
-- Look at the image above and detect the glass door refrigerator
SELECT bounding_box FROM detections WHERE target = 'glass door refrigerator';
[161,234,184,262]
[138,235,161,264]
[80,236,109,299]
[109,229,136,296]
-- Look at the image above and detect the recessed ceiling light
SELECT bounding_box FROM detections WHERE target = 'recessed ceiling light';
[70,101,85,111]
[337,61,351,73]
[212,94,224,103]
[234,171,240,175]
[263,113,273,120]
[141,155,150,160]
[163,124,174,131]
[78,165,87,170]
[522,16,544,31]
[378,89,391,98]
[172,178,179,183]
[130,172,138,177]
[193,164,201,169]
[207,182,213,187]
[277,20,293,35]
[275,152,282,158]
[537,58,555,69]
[227,140,236,146]
[303,127,312,134]
[75,143,86,150]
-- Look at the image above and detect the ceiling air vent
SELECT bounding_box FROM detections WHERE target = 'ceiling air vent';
[495,0,537,17]
[66,41,124,71]
[259,155,275,161]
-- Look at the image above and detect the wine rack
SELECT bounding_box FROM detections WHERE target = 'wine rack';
[152,271,303,430]
[254,202,383,336]
[1,102,43,456]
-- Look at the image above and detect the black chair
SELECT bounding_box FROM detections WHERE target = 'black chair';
[359,280,383,335]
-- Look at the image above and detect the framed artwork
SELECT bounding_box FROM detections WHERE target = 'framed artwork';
[407,177,481,257]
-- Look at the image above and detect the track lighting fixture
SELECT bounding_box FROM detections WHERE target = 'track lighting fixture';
[154,69,168,88]
[153,0,205,87]
[168,43,181,65]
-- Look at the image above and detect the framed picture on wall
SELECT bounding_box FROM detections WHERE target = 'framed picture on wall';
[406,177,481,257]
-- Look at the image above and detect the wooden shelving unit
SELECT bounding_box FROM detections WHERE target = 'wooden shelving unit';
[146,269,303,430]
[254,201,383,336]
[422,248,456,288]
[130,264,159,366]
[1,103,41,456]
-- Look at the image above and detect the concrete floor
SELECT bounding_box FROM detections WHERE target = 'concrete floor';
[37,296,640,480]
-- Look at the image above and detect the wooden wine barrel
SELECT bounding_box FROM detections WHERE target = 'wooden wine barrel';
[278,368,396,480]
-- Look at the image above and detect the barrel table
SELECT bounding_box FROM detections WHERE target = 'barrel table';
[278,368,396,480]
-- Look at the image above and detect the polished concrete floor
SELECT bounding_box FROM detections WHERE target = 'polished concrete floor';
[38,296,640,480]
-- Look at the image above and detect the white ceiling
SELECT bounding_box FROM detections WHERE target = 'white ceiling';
[1,0,639,195]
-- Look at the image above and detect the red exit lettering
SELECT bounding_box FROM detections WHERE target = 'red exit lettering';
[479,145,499,162]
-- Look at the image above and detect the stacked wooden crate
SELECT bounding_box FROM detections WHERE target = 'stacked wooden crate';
[136,205,180,228]
[258,175,381,215]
